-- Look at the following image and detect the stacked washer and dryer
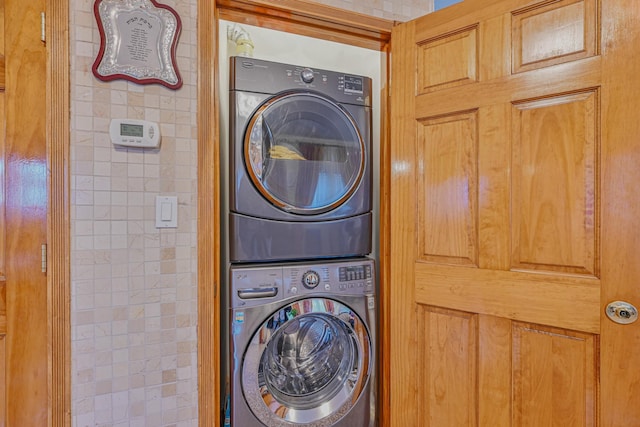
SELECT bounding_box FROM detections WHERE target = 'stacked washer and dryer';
[225,56,376,426]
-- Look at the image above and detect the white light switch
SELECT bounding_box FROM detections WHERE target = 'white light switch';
[156,196,178,228]
[161,202,172,221]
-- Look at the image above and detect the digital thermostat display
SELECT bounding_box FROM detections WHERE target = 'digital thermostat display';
[109,119,160,148]
[120,123,144,138]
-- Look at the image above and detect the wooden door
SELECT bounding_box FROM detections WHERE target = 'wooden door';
[389,0,640,425]
[0,1,49,425]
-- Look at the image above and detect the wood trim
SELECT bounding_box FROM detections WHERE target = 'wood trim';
[198,1,394,426]
[600,1,640,424]
[415,264,601,333]
[0,0,4,90]
[389,20,421,427]
[0,2,4,285]
[47,0,71,425]
[198,0,220,426]
[378,43,392,427]
[216,0,393,50]
[0,335,5,423]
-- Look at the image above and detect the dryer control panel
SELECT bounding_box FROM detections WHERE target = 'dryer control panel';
[229,56,372,106]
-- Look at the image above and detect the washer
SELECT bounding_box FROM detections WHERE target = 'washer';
[230,258,376,426]
[229,56,373,262]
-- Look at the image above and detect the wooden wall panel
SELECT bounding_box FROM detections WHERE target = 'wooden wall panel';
[511,90,598,276]
[512,0,598,73]
[513,322,598,427]
[418,306,478,427]
[417,26,478,94]
[417,112,478,266]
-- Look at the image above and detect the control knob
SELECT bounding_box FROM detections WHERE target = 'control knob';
[300,68,314,83]
[302,270,320,289]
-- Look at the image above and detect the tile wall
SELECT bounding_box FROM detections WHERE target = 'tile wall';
[70,0,198,425]
[69,1,431,426]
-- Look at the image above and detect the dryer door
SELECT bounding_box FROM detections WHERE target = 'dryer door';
[244,92,365,215]
[242,298,371,426]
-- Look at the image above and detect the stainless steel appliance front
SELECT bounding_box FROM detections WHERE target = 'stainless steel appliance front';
[229,258,376,426]
[229,56,373,262]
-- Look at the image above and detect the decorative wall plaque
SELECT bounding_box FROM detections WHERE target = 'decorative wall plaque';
[92,0,183,89]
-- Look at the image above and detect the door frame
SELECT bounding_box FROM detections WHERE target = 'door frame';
[48,0,71,426]
[197,1,393,426]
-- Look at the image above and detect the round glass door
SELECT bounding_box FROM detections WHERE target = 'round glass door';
[244,92,365,215]
[242,298,371,426]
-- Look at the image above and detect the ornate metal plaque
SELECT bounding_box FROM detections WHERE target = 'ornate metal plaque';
[92,0,183,89]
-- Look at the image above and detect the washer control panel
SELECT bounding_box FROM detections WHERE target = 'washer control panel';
[230,258,375,308]
[284,258,374,298]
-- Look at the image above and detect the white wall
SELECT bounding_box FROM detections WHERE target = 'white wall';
[313,0,432,20]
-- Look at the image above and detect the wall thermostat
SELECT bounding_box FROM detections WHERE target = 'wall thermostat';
[109,119,161,148]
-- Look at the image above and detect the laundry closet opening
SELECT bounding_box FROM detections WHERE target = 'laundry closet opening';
[197,2,394,425]
[219,19,382,427]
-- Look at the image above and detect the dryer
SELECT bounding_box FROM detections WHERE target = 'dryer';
[229,56,373,262]
[229,257,376,426]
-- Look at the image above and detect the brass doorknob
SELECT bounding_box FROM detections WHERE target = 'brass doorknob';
[605,301,638,324]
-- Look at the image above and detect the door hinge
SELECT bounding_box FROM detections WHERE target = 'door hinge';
[41,12,46,43]
[41,244,47,273]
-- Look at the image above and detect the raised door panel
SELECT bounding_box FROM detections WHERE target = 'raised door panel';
[512,323,598,427]
[417,306,478,426]
[417,112,478,266]
[417,26,478,93]
[511,91,598,275]
[512,0,598,73]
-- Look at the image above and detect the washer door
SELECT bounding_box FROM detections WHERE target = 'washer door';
[242,298,371,426]
[244,92,365,215]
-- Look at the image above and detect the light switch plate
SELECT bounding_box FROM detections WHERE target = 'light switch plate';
[156,196,177,228]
